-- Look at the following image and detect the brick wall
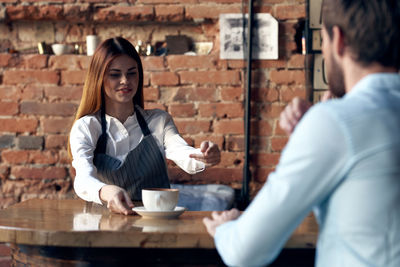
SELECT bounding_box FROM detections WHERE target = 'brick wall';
[0,0,307,207]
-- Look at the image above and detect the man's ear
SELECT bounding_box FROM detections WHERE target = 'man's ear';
[332,26,346,60]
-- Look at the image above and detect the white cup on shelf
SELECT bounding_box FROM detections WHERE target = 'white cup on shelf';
[86,35,100,56]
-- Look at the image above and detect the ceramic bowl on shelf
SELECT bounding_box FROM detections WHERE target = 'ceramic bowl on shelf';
[51,44,73,55]
[193,42,213,55]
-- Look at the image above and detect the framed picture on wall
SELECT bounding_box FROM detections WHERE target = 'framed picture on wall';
[219,13,278,60]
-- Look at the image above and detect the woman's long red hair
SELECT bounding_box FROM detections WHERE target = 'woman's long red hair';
[68,37,144,160]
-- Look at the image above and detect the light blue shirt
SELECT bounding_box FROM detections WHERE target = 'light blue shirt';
[214,73,400,267]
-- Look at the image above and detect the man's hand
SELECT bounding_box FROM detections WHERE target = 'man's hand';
[279,97,312,135]
[189,141,221,166]
[99,185,134,215]
[203,208,241,237]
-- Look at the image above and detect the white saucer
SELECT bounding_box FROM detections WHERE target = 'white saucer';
[132,206,186,219]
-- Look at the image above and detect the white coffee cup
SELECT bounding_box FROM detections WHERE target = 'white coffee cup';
[86,35,100,56]
[142,188,179,211]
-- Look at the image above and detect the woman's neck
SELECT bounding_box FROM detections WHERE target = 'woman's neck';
[105,102,134,123]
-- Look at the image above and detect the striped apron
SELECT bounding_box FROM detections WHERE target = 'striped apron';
[93,107,170,200]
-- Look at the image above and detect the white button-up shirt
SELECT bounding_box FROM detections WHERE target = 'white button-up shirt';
[70,106,205,205]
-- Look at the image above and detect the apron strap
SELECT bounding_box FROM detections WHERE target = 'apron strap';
[94,92,108,155]
[134,107,151,136]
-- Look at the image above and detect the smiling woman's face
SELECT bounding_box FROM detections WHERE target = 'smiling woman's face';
[103,55,139,111]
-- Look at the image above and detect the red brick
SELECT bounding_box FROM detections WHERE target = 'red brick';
[270,136,289,152]
[174,120,210,134]
[251,120,273,136]
[287,54,305,69]
[219,151,244,167]
[226,136,244,151]
[42,118,74,134]
[221,86,243,101]
[20,102,76,116]
[63,4,90,22]
[0,198,17,209]
[60,150,72,164]
[251,69,268,87]
[28,151,59,164]
[44,85,82,101]
[251,136,269,151]
[260,103,284,119]
[0,244,11,256]
[0,118,38,133]
[0,102,18,115]
[45,135,68,149]
[281,21,298,37]
[269,70,305,85]
[21,84,44,100]
[254,167,275,183]
[180,70,240,85]
[142,56,165,71]
[253,152,280,167]
[168,55,216,71]
[144,102,166,110]
[0,86,21,101]
[226,60,246,69]
[0,165,10,180]
[3,70,59,85]
[138,0,197,3]
[214,120,244,134]
[0,54,12,67]
[275,4,306,20]
[150,72,179,86]
[6,5,63,20]
[23,54,48,69]
[167,167,192,183]
[169,103,196,117]
[143,87,160,101]
[201,0,242,3]
[173,87,218,102]
[1,150,29,164]
[61,70,86,85]
[143,72,151,86]
[11,166,67,179]
[228,59,287,69]
[155,5,184,22]
[192,135,224,149]
[49,55,87,70]
[199,103,243,118]
[191,167,242,183]
[94,6,154,21]
[185,5,241,20]
[280,86,307,103]
[252,87,279,103]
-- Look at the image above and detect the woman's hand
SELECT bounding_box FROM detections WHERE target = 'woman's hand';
[203,209,241,237]
[189,141,221,167]
[99,185,134,215]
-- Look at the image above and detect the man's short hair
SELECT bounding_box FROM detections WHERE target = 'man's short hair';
[322,0,400,70]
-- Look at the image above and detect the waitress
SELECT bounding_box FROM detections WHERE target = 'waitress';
[69,37,220,215]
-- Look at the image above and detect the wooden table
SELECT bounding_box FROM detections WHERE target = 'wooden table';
[0,199,318,266]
